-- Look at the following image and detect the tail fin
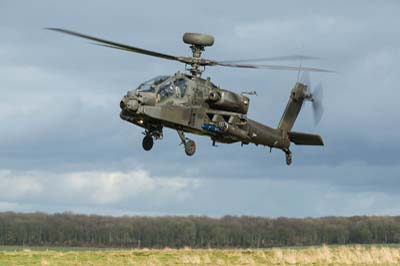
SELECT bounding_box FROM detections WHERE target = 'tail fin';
[278,82,307,132]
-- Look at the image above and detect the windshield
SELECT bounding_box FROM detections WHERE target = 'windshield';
[157,78,188,101]
[174,79,187,97]
[137,75,169,93]
[158,82,175,99]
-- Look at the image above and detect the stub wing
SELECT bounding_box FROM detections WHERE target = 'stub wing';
[288,131,324,146]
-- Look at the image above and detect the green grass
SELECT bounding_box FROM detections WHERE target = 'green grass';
[1,245,400,265]
[0,245,121,252]
[1,243,400,252]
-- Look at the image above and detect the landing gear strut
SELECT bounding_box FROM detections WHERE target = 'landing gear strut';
[177,130,196,156]
[284,149,292,165]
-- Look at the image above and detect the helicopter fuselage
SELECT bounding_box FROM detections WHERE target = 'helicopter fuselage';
[47,28,327,165]
[120,72,290,150]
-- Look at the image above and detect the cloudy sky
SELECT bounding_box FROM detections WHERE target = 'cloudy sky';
[1,0,399,217]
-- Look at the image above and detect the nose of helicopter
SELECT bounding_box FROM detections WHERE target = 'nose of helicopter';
[120,97,140,112]
[120,99,126,110]
[120,89,157,112]
[120,89,138,111]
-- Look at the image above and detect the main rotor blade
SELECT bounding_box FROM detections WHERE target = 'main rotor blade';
[46,28,334,73]
[46,28,182,62]
[219,55,319,64]
[215,62,334,73]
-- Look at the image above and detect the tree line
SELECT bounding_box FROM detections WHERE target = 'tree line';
[0,212,400,248]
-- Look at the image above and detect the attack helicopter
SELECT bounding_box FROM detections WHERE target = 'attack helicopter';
[47,28,332,165]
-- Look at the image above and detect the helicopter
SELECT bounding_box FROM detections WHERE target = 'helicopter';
[47,28,332,165]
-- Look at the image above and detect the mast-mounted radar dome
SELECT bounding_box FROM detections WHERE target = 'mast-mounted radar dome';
[183,33,214,47]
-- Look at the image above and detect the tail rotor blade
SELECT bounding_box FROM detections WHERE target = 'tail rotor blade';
[312,82,324,125]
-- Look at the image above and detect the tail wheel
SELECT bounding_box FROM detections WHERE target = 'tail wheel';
[285,152,292,165]
[184,140,196,156]
[142,135,154,151]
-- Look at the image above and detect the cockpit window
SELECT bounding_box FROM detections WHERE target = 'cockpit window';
[137,75,169,93]
[174,79,187,97]
[157,78,188,100]
[158,82,175,99]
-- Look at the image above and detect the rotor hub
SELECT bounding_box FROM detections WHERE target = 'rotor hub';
[182,33,215,77]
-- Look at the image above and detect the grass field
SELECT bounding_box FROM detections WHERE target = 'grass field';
[1,245,400,265]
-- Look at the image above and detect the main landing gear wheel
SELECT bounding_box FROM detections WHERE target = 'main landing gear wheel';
[177,130,196,156]
[142,135,154,151]
[285,150,292,165]
[185,140,196,156]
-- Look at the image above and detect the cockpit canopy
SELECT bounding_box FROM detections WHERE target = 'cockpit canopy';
[135,75,188,101]
[137,75,169,93]
[157,78,187,100]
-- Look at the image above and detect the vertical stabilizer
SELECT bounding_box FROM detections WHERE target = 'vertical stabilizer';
[278,82,307,133]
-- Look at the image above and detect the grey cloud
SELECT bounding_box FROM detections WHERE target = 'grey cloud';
[2,168,399,217]
[0,0,399,216]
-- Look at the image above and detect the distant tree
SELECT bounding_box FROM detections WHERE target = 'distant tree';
[0,212,400,248]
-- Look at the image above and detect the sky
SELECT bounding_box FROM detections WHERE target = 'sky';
[0,0,399,217]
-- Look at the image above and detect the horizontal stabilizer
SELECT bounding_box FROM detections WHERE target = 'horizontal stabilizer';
[288,131,324,146]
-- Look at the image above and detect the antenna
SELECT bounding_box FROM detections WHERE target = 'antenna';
[296,58,303,82]
[296,45,305,82]
[241,91,258,96]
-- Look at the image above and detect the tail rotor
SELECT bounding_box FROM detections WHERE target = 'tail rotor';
[300,71,324,126]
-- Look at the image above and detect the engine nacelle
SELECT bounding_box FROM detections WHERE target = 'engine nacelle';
[208,89,249,114]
